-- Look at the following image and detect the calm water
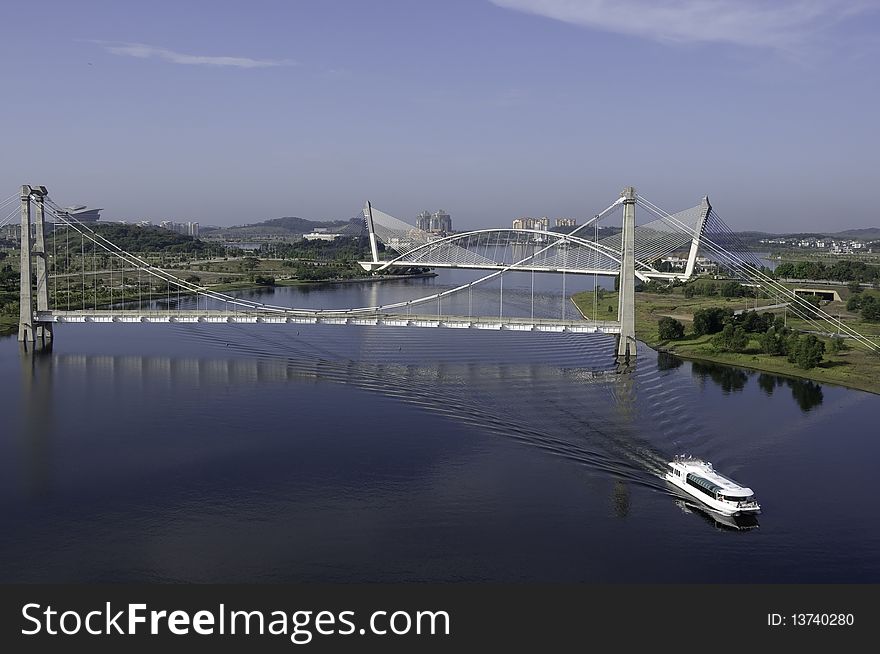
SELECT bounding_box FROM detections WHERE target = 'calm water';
[1,270,878,582]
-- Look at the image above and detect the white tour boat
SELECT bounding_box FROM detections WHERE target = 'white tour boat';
[665,455,760,516]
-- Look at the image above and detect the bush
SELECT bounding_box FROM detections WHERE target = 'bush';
[786,334,825,369]
[657,316,685,340]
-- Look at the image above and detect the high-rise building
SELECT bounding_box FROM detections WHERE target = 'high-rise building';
[416,211,432,232]
[417,209,452,233]
[513,216,551,231]
[431,210,452,233]
[555,218,577,227]
[157,221,200,238]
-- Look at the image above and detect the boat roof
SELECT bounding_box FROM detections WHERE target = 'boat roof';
[669,458,754,497]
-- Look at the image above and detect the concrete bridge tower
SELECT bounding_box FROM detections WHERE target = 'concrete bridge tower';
[616,186,636,366]
[18,185,52,348]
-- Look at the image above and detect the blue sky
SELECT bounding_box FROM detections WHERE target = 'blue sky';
[2,0,878,230]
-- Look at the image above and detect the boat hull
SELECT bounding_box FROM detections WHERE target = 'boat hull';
[664,473,761,516]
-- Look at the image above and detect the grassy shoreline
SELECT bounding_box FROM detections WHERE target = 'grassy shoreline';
[572,290,880,395]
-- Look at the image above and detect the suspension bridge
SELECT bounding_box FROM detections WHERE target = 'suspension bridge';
[4,184,877,367]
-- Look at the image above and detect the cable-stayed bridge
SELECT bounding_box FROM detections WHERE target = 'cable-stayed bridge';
[5,184,876,366]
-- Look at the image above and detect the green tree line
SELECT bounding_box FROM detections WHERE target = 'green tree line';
[774,260,880,284]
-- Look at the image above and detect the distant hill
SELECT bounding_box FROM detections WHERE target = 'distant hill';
[204,216,363,238]
[734,228,880,244]
[829,227,880,240]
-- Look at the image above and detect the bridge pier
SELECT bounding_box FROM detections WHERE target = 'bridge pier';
[616,186,636,369]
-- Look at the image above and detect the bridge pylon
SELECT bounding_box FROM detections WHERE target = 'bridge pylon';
[18,184,52,349]
[683,195,711,280]
[616,186,636,367]
[363,201,381,266]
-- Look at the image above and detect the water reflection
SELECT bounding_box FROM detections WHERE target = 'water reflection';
[692,361,748,393]
[672,497,760,531]
[691,361,824,413]
[19,351,54,498]
[757,374,824,412]
[656,351,683,371]
[612,479,630,518]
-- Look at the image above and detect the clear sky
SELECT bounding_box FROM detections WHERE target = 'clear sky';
[2,0,878,231]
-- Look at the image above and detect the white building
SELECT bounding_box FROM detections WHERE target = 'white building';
[60,206,102,222]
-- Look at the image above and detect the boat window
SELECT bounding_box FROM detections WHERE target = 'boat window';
[685,474,721,498]
[721,494,754,503]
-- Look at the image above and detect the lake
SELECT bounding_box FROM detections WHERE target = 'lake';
[1,269,878,582]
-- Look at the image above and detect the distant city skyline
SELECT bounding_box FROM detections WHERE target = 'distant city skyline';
[2,1,879,231]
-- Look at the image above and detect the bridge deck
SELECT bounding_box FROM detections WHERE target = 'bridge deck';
[37,311,620,334]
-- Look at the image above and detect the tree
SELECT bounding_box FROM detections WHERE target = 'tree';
[828,336,847,354]
[657,316,685,340]
[759,327,786,355]
[720,281,743,297]
[862,295,880,322]
[692,307,733,336]
[683,285,695,298]
[846,295,862,311]
[711,323,749,353]
[786,334,825,369]
[847,281,863,294]
[737,310,772,333]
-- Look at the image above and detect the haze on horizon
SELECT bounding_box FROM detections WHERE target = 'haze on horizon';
[2,0,878,232]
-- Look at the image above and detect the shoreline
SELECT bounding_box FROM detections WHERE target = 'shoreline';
[275,271,437,287]
[648,342,879,396]
[569,296,880,395]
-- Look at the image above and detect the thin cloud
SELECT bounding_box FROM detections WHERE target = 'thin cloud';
[489,0,874,52]
[93,41,296,68]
